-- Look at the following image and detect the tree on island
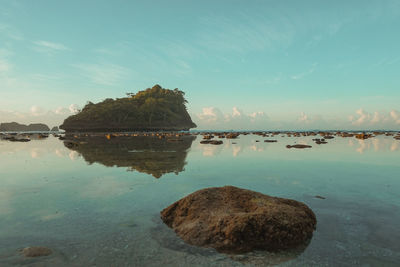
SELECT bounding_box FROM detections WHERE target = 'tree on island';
[60,85,197,132]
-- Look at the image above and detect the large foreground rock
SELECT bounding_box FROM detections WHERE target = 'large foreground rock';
[161,186,317,253]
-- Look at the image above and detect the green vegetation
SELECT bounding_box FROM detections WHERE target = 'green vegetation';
[60,85,197,132]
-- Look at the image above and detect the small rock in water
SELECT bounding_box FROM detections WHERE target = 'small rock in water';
[22,246,52,257]
[286,144,312,149]
[314,195,326,199]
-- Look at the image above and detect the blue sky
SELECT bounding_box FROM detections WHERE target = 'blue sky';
[0,0,399,129]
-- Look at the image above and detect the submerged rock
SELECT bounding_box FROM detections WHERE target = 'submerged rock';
[160,186,316,253]
[21,246,52,257]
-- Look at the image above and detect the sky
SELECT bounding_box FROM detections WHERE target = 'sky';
[0,0,399,130]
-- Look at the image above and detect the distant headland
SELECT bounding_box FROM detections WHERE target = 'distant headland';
[60,85,197,132]
[0,122,50,132]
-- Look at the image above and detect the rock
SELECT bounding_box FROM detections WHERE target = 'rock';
[286,144,312,149]
[64,140,79,148]
[355,133,371,140]
[226,133,239,139]
[200,140,213,144]
[314,195,326,199]
[22,246,52,257]
[210,140,223,145]
[161,186,317,253]
[51,126,59,132]
[313,139,327,144]
[264,140,277,143]
[8,137,30,142]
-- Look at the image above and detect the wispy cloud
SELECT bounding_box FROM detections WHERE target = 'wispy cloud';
[0,23,24,40]
[33,40,70,54]
[291,63,318,80]
[197,12,294,53]
[73,63,131,86]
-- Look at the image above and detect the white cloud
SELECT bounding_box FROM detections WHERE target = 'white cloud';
[30,105,46,116]
[195,107,400,130]
[349,109,400,128]
[69,104,80,114]
[390,110,400,124]
[197,107,225,124]
[297,112,310,123]
[196,107,270,130]
[33,40,70,52]
[351,109,371,125]
[55,106,69,115]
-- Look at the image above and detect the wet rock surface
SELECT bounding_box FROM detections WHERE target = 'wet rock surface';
[22,246,52,257]
[161,186,317,253]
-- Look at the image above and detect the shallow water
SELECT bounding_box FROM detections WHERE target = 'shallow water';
[0,133,399,266]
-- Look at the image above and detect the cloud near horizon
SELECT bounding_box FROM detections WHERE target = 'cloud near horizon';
[0,104,80,127]
[195,107,400,130]
[196,106,270,130]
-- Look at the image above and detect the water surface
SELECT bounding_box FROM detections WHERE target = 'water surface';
[0,133,399,266]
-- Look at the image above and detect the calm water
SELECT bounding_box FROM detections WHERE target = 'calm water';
[0,133,399,266]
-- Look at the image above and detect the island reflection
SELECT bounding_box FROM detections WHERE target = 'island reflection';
[63,134,196,178]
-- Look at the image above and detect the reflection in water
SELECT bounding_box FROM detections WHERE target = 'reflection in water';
[63,135,196,178]
[151,218,311,266]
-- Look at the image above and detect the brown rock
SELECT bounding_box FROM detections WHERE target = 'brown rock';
[160,186,316,253]
[264,140,278,143]
[210,140,223,145]
[22,246,52,257]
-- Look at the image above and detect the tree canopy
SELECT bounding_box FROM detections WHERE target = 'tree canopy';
[60,85,196,132]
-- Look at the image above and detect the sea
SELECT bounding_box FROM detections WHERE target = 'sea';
[0,132,399,266]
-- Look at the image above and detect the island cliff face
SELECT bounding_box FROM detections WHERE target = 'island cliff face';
[60,85,197,132]
[0,122,50,132]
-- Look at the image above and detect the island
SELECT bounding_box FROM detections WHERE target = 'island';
[60,85,197,132]
[0,122,50,132]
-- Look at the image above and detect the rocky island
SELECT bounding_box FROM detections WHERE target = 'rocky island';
[60,85,197,132]
[0,122,50,132]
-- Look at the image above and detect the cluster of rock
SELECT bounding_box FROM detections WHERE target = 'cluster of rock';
[0,132,50,142]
